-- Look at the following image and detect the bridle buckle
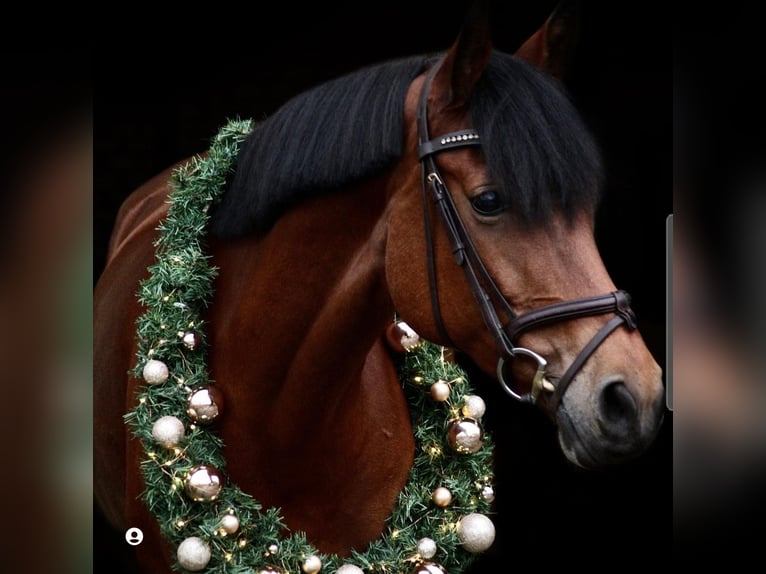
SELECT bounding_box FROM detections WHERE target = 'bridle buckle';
[426,171,444,187]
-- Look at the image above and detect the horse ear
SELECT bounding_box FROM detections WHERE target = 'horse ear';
[430,0,493,110]
[515,0,580,79]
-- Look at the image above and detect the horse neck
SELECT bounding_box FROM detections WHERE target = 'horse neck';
[208,178,394,425]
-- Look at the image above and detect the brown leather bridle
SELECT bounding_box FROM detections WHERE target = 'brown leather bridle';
[416,62,638,410]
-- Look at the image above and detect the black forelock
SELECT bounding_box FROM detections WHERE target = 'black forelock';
[470,52,603,222]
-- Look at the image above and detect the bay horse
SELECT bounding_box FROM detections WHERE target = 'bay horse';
[94,5,665,572]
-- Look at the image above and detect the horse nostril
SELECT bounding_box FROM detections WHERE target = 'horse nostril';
[599,381,638,434]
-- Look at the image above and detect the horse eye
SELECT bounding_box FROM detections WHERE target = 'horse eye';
[470,189,504,216]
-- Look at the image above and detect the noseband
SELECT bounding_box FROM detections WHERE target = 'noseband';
[416,64,637,410]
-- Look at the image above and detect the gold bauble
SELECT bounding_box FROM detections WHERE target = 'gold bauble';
[302,555,322,573]
[431,487,452,508]
[430,381,451,402]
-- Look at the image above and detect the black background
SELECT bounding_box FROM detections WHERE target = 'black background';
[93,1,672,571]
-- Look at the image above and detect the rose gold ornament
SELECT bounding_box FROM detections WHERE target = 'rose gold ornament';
[446,418,484,454]
[186,386,224,424]
[184,465,224,502]
[412,561,448,574]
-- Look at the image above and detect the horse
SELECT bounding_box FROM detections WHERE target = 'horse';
[94,4,666,572]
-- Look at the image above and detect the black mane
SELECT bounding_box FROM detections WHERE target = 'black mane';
[210,55,428,236]
[210,51,602,236]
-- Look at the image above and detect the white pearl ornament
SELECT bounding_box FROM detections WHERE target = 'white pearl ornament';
[457,513,496,553]
[220,513,239,534]
[416,537,437,559]
[151,415,185,448]
[336,565,365,574]
[142,359,169,385]
[177,536,211,571]
[461,395,486,419]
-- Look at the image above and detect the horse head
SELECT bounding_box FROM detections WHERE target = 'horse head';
[385,2,665,468]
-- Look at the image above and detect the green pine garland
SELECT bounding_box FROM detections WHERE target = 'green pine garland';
[124,118,496,573]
